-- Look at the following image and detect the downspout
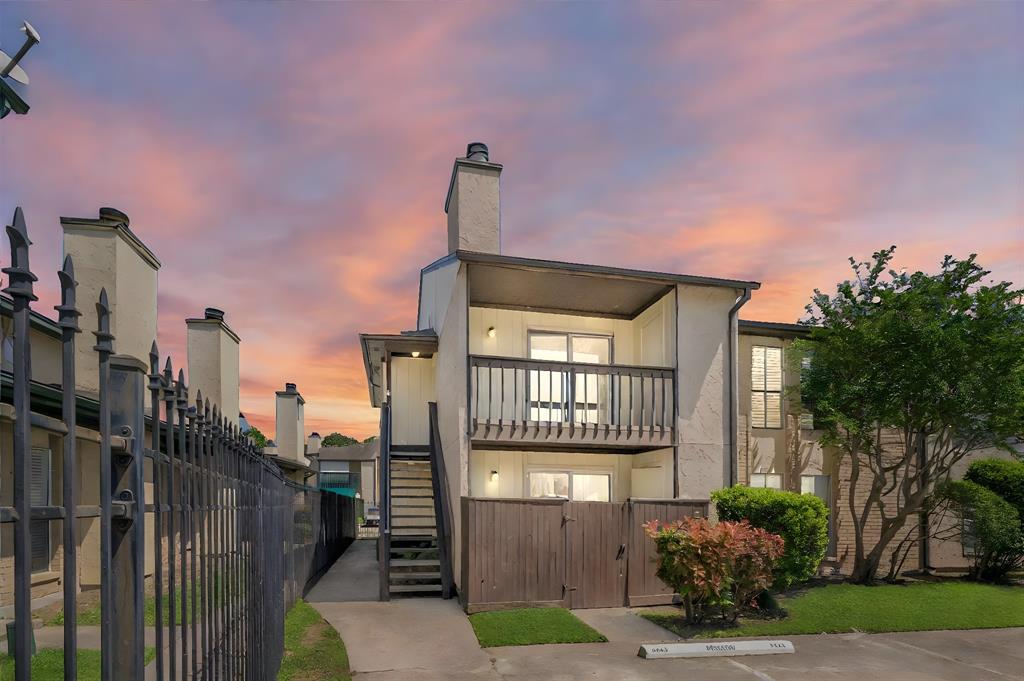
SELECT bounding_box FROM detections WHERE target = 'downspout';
[727,287,753,487]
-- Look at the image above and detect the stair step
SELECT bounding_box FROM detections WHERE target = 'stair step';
[389,584,443,593]
[391,451,430,459]
[390,478,432,487]
[390,547,438,556]
[392,498,434,507]
[393,488,433,497]
[393,529,437,537]
[390,571,441,581]
[391,559,440,567]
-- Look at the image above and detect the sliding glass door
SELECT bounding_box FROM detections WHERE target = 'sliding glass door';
[527,332,611,424]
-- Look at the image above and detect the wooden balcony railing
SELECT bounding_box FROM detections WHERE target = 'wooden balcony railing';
[469,355,675,448]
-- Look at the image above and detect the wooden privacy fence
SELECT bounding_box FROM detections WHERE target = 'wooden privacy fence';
[460,496,708,612]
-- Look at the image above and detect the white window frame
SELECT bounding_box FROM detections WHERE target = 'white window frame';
[526,331,614,423]
[751,345,784,429]
[525,466,613,503]
[750,472,783,490]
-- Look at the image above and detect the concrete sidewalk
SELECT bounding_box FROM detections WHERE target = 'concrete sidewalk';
[306,538,379,603]
[305,549,1024,680]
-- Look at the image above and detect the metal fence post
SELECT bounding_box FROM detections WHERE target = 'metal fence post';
[4,207,36,681]
[107,352,148,678]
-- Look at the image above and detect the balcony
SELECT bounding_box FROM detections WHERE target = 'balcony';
[469,355,675,450]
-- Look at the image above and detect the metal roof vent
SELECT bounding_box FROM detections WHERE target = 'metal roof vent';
[466,142,489,162]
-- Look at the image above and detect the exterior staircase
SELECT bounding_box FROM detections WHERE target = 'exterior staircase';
[386,450,443,596]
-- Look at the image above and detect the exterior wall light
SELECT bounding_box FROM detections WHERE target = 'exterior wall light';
[490,470,499,482]
[411,351,420,358]
[487,326,496,338]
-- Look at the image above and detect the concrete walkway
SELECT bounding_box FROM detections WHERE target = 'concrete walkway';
[306,550,1024,680]
[307,539,379,603]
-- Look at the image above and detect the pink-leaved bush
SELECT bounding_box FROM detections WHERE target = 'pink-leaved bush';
[644,518,785,623]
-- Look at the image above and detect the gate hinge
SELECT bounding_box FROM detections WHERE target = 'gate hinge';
[112,489,136,521]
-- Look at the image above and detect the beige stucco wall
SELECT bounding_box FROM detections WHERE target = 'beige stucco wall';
[675,284,737,500]
[435,263,469,585]
[389,356,436,446]
[447,162,501,254]
[186,321,240,427]
[63,222,159,399]
[0,321,62,386]
[418,259,459,332]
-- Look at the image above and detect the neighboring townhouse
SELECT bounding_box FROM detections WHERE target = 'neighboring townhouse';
[0,208,302,614]
[314,439,379,504]
[360,143,1007,605]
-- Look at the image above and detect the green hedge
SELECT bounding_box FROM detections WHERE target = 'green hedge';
[712,486,828,590]
[938,479,1024,582]
[964,458,1024,524]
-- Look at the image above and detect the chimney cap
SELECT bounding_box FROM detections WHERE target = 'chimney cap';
[204,307,225,321]
[98,207,130,226]
[285,382,297,392]
[310,432,321,439]
[466,142,489,162]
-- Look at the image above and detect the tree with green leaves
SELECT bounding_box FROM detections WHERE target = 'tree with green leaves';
[322,432,359,447]
[795,247,1024,583]
[247,425,267,448]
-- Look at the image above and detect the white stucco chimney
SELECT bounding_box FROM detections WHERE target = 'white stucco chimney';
[61,207,161,397]
[275,382,306,462]
[186,307,240,427]
[307,432,322,456]
[445,142,502,254]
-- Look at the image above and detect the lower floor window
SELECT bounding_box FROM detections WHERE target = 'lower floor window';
[750,472,782,490]
[528,471,611,502]
[801,474,835,556]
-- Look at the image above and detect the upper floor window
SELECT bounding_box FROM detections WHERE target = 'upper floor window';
[528,332,612,423]
[751,345,783,429]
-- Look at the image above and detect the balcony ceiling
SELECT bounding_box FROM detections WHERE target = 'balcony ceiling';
[469,263,674,319]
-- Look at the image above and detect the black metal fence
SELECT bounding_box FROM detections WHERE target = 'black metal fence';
[0,207,355,679]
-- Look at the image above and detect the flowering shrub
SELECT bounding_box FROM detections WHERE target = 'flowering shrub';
[644,518,785,623]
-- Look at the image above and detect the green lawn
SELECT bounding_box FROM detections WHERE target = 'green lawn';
[469,608,607,647]
[46,580,222,627]
[277,599,350,681]
[0,648,155,680]
[642,581,1024,638]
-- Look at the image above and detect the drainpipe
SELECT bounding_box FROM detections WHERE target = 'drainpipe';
[727,287,753,487]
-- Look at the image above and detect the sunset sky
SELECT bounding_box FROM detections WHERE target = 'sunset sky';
[1,3,1021,439]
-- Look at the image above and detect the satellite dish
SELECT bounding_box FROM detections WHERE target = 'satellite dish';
[0,50,29,85]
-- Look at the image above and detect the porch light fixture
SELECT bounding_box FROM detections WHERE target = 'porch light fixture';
[490,470,499,482]
[411,351,420,358]
[487,326,496,338]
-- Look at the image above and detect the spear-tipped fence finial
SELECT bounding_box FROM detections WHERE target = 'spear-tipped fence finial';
[3,207,38,302]
[55,255,81,333]
[92,289,114,354]
[175,368,187,409]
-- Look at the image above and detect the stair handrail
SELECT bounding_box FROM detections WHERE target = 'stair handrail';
[427,402,455,598]
[378,401,392,601]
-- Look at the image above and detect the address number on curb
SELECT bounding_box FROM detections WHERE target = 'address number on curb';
[638,640,795,659]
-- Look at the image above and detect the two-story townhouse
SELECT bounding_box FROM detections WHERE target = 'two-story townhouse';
[361,143,1007,607]
[362,144,761,601]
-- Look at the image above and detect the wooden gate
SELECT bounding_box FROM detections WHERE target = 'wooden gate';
[462,497,707,612]
[567,502,627,609]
